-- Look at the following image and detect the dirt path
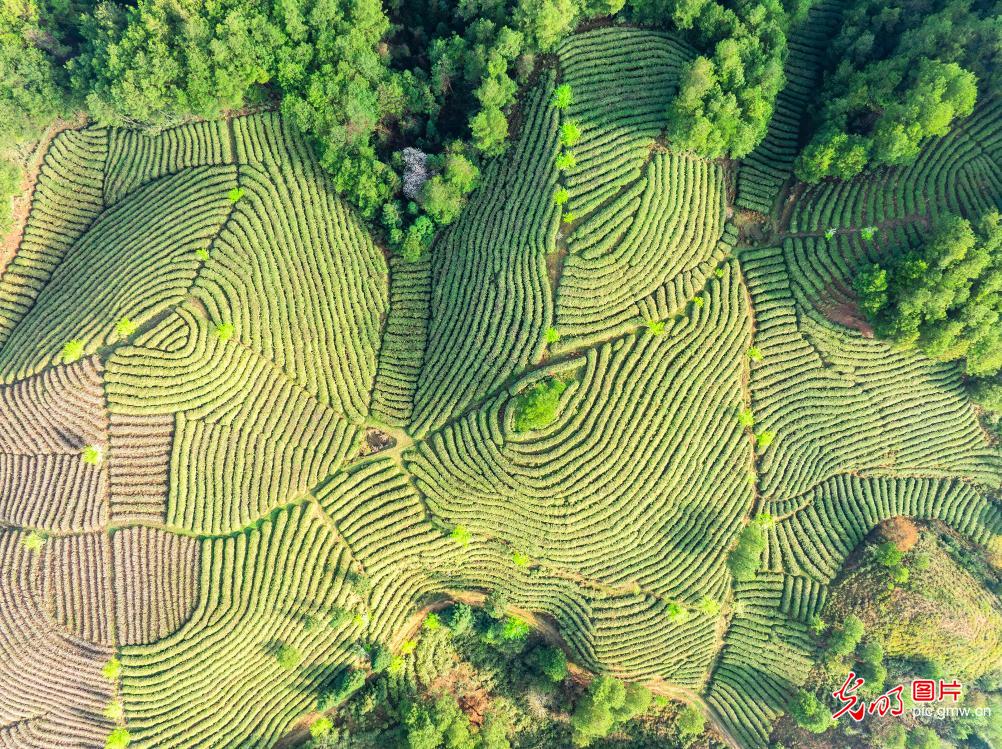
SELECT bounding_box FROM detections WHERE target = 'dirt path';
[273,591,743,749]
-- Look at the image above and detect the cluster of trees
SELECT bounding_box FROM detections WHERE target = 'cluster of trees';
[570,674,653,746]
[796,0,999,182]
[855,211,1002,415]
[0,0,618,259]
[628,0,808,159]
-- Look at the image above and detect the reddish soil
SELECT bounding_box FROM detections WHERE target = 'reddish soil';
[877,516,920,552]
[823,301,874,337]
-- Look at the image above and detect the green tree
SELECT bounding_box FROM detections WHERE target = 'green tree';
[906,726,941,749]
[795,0,990,182]
[527,644,568,682]
[0,1,88,147]
[274,643,301,669]
[570,675,626,746]
[512,377,568,432]
[676,704,705,739]
[787,690,832,733]
[857,212,1002,393]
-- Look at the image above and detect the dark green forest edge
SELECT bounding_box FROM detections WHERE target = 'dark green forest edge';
[3,1,1002,749]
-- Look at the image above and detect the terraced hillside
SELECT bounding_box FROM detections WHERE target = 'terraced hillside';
[0,23,999,749]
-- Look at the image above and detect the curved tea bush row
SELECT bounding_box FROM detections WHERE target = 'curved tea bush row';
[194,150,387,422]
[0,355,105,454]
[766,475,1002,582]
[408,265,752,680]
[105,306,359,533]
[589,592,718,684]
[0,166,236,383]
[119,503,366,747]
[104,120,234,205]
[703,575,815,749]
[0,530,113,747]
[782,228,924,313]
[113,526,201,646]
[742,244,1002,501]
[314,457,450,574]
[313,458,602,670]
[0,128,107,349]
[778,574,827,624]
[557,28,694,217]
[410,80,559,437]
[370,254,432,427]
[0,359,108,530]
[0,454,106,531]
[735,0,844,214]
[41,532,115,645]
[107,412,173,523]
[707,476,1001,746]
[555,151,727,347]
[790,97,1002,233]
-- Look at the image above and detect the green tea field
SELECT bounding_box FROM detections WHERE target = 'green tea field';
[0,7,1000,749]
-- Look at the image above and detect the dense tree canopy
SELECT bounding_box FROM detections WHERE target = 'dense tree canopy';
[795,0,999,182]
[629,0,793,159]
[857,211,1002,416]
[857,212,1002,377]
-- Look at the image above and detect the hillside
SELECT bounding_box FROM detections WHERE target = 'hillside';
[0,7,1001,749]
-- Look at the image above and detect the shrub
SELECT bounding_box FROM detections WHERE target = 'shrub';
[666,602,689,623]
[512,378,567,432]
[788,690,832,733]
[309,716,333,739]
[105,728,131,749]
[82,445,102,465]
[697,596,720,617]
[528,645,568,682]
[728,523,765,581]
[102,658,122,680]
[552,84,573,109]
[274,643,301,669]
[62,339,84,363]
[676,704,705,738]
[560,121,581,147]
[214,322,235,341]
[555,151,577,170]
[103,700,124,722]
[23,531,47,552]
[451,525,472,545]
